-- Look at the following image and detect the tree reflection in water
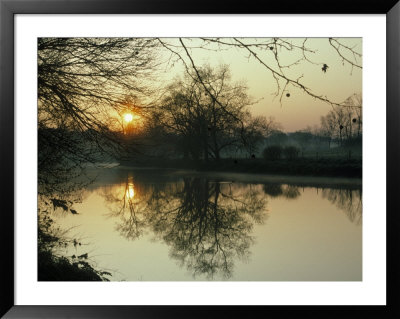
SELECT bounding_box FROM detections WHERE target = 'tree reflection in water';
[321,188,362,225]
[100,176,268,279]
[263,184,300,199]
[100,175,148,240]
[262,182,362,225]
[98,172,362,280]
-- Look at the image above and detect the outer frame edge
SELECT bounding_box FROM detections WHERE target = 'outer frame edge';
[1,0,399,318]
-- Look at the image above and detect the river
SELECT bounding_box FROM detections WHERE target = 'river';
[42,167,362,281]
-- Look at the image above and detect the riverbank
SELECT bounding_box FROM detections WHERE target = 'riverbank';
[38,211,112,281]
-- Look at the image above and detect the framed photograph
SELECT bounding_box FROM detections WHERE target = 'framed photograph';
[1,0,399,318]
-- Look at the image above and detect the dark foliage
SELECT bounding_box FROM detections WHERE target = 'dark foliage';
[262,145,283,160]
[38,211,111,281]
[283,146,300,160]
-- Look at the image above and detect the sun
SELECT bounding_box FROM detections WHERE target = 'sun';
[124,113,134,123]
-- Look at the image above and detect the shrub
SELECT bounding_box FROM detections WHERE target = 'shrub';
[283,146,300,160]
[38,210,111,281]
[262,145,282,160]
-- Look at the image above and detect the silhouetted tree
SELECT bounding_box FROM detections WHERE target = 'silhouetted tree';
[156,64,255,162]
[262,145,283,160]
[241,115,280,157]
[38,38,159,179]
[319,93,362,147]
[283,146,300,160]
[158,38,362,108]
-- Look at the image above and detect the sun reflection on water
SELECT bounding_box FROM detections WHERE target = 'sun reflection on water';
[126,183,135,199]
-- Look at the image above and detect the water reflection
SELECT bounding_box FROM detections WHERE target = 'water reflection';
[263,184,301,199]
[321,188,362,225]
[262,182,362,225]
[99,176,267,279]
[99,175,149,240]
[40,168,362,281]
[150,179,267,279]
[38,180,89,219]
[126,180,135,199]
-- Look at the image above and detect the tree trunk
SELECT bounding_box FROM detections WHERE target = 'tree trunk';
[203,135,208,162]
[203,142,208,162]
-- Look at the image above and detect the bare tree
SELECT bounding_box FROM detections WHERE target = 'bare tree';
[241,115,281,157]
[156,64,254,162]
[319,93,362,146]
[343,93,363,138]
[158,37,362,109]
[38,37,159,177]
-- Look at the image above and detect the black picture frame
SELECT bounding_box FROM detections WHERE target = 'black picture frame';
[1,0,399,318]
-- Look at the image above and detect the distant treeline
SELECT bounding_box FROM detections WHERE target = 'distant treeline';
[119,157,361,178]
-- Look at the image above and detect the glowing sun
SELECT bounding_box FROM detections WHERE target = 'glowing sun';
[124,113,134,123]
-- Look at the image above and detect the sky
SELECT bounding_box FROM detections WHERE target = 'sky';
[155,38,362,132]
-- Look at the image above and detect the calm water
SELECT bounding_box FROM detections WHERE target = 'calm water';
[44,167,362,281]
